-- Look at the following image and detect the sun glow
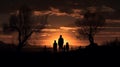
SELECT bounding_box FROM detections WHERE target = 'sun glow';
[29,28,87,48]
[39,32,82,48]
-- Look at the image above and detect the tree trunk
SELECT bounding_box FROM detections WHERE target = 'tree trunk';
[17,42,22,52]
[17,31,22,52]
[17,31,33,52]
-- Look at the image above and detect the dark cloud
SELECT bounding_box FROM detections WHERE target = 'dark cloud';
[0,0,119,26]
[0,0,119,13]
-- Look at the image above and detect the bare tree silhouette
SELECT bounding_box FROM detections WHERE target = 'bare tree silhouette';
[9,5,48,51]
[75,9,105,46]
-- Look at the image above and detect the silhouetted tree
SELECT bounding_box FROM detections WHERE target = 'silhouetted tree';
[9,5,48,51]
[75,9,105,46]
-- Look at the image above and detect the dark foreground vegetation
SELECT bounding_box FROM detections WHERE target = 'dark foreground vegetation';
[0,39,120,66]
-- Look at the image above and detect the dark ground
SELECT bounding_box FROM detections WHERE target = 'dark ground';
[0,47,120,66]
[0,40,120,66]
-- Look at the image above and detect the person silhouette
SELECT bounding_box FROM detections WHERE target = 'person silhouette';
[66,42,69,52]
[63,45,66,52]
[53,40,57,52]
[58,35,64,51]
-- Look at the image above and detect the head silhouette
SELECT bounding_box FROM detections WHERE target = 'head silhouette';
[54,40,56,43]
[66,42,69,45]
[60,35,62,38]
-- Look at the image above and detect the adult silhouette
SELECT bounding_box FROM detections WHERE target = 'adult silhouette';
[58,35,64,50]
[53,40,57,52]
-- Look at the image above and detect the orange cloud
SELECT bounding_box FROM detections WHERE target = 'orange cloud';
[60,26,78,31]
[106,19,120,23]
[50,7,60,13]
[101,5,115,12]
[41,29,60,32]
[72,9,82,13]
[49,7,68,16]
[69,9,84,19]
[34,11,43,16]
[33,7,84,19]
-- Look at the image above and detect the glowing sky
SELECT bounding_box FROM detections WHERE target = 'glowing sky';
[0,0,120,48]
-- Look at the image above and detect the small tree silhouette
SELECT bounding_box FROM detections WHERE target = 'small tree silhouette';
[75,9,105,46]
[9,5,48,51]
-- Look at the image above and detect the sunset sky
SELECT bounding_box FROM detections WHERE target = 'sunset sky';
[0,0,120,48]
